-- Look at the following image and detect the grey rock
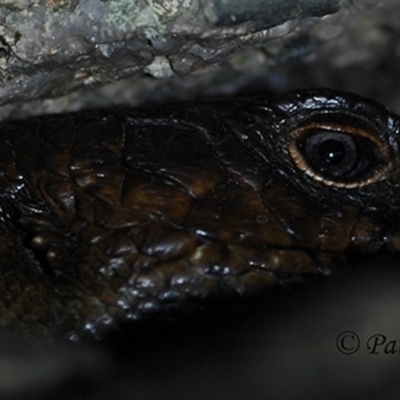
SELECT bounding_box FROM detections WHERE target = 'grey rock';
[0,0,366,114]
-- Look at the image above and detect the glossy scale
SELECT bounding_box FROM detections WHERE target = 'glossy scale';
[0,89,399,339]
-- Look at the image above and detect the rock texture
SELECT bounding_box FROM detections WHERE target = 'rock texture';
[0,0,337,103]
[0,0,383,118]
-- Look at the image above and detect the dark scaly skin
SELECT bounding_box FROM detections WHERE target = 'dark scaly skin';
[0,89,399,339]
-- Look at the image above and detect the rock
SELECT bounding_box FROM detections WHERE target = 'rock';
[0,0,384,118]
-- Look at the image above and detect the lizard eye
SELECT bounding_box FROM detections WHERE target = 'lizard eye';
[288,117,391,188]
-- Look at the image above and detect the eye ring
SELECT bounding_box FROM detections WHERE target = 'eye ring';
[288,120,391,189]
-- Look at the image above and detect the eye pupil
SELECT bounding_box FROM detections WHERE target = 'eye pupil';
[303,131,357,178]
[317,139,346,166]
